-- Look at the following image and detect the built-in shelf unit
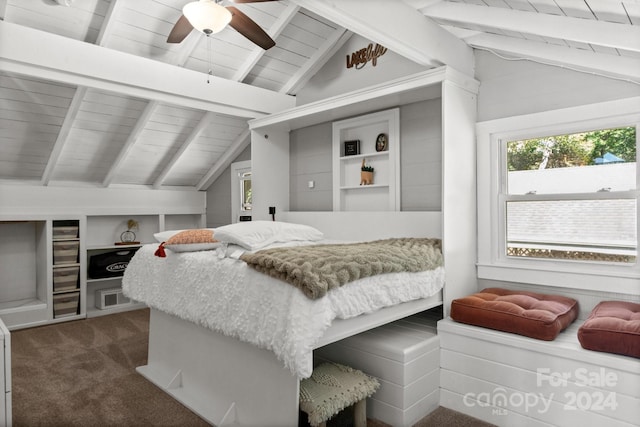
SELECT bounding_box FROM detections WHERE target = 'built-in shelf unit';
[333,108,400,211]
[0,186,206,329]
[249,66,480,314]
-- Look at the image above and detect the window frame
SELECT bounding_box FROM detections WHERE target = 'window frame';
[477,97,640,295]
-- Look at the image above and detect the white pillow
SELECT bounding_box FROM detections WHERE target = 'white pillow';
[213,221,323,251]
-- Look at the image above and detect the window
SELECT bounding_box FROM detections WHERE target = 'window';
[505,127,636,264]
[230,160,251,223]
[240,171,252,211]
[477,98,640,294]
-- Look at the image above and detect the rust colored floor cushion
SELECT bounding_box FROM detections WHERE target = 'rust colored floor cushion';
[450,287,579,341]
[578,301,640,359]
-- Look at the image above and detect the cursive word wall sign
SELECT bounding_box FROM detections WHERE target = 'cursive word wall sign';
[346,43,387,69]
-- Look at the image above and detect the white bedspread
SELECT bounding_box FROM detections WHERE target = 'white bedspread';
[122,243,444,378]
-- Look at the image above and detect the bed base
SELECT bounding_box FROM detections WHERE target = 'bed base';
[137,293,442,426]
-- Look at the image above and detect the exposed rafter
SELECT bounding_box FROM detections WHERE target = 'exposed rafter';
[233,3,300,83]
[96,0,123,44]
[2,0,638,192]
[153,111,217,188]
[173,31,202,67]
[422,1,640,53]
[197,129,251,191]
[467,33,640,83]
[282,28,351,95]
[289,0,474,75]
[103,101,159,187]
[0,0,7,20]
[42,0,125,187]
[0,21,295,118]
[40,87,88,186]
[196,3,301,191]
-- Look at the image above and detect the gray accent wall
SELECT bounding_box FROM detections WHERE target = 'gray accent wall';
[289,99,442,212]
[290,122,333,211]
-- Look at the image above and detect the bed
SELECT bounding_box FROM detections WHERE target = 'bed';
[123,220,444,426]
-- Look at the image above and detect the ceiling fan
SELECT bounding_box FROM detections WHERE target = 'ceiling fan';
[168,0,278,50]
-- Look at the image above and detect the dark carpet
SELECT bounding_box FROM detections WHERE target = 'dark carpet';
[11,308,493,426]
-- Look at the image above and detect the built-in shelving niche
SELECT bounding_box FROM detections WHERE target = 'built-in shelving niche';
[0,220,50,328]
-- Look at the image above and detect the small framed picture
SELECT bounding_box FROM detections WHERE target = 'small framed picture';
[375,133,388,152]
[344,140,360,156]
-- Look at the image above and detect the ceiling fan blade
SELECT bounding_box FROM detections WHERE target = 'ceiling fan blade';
[226,6,276,50]
[167,14,194,43]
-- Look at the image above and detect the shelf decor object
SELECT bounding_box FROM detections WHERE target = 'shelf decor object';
[360,159,374,185]
[375,133,388,152]
[344,140,360,156]
[117,219,140,245]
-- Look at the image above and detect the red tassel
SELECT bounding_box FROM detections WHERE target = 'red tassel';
[154,242,166,258]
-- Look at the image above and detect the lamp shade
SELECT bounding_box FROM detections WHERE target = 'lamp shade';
[183,0,232,35]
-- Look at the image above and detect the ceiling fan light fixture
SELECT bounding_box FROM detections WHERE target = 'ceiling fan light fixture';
[183,0,232,35]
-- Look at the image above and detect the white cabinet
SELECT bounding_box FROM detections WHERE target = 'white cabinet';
[0,218,82,329]
[332,108,400,211]
[0,186,207,328]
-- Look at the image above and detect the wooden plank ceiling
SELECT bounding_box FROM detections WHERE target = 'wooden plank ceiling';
[0,0,637,191]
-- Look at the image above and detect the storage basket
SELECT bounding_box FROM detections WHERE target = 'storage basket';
[52,226,78,240]
[53,265,79,292]
[53,241,79,265]
[53,292,80,318]
[88,248,139,279]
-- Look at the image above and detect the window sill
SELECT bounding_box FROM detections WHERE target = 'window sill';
[477,262,640,296]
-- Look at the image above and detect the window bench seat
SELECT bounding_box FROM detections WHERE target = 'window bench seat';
[438,317,640,427]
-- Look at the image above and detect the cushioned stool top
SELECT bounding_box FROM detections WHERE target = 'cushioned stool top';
[299,362,379,427]
[578,301,640,359]
[450,287,579,340]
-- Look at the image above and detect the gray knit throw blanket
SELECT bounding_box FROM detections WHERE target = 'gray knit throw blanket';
[240,237,442,299]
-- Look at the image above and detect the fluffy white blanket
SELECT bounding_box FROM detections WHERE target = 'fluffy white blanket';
[122,243,444,378]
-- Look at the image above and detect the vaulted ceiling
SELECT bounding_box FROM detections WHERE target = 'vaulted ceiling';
[0,0,637,190]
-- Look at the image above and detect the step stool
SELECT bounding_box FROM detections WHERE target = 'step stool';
[300,362,380,427]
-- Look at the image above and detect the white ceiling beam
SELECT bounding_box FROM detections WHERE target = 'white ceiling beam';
[233,3,300,83]
[289,0,474,75]
[95,0,123,45]
[167,3,300,191]
[42,1,123,186]
[423,1,640,53]
[153,111,217,189]
[197,129,250,191]
[42,0,125,187]
[40,86,88,186]
[0,0,7,20]
[602,0,640,4]
[194,4,302,191]
[467,33,640,83]
[173,32,202,67]
[282,28,352,95]
[102,101,159,187]
[0,21,295,118]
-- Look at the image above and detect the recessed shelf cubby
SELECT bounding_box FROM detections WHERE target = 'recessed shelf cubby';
[332,108,400,211]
